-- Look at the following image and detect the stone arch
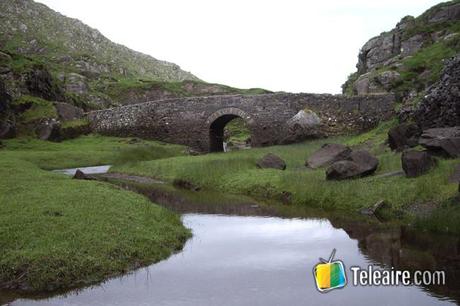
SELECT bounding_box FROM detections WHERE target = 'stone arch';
[205,107,255,152]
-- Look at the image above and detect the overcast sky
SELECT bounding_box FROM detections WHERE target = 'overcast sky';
[36,0,442,94]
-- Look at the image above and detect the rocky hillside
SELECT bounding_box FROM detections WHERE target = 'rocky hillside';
[0,0,199,82]
[0,0,270,140]
[342,0,460,107]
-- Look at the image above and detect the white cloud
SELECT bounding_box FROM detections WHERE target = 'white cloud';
[36,0,443,93]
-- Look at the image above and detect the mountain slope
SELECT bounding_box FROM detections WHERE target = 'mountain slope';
[0,0,199,82]
[0,0,270,140]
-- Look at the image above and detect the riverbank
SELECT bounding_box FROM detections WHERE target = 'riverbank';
[0,135,190,292]
[111,121,460,234]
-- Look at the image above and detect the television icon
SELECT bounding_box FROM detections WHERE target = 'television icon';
[313,249,347,292]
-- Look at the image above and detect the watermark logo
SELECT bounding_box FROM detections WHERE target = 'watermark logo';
[313,249,347,293]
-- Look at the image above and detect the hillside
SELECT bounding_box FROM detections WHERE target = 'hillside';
[0,0,270,140]
[342,0,460,109]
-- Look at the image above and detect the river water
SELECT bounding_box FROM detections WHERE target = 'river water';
[3,167,460,305]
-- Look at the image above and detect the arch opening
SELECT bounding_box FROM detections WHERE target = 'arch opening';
[209,115,251,152]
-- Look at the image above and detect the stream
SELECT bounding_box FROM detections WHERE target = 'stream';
[2,166,460,305]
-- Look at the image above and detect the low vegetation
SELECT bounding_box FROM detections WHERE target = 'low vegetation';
[0,135,189,291]
[111,121,460,233]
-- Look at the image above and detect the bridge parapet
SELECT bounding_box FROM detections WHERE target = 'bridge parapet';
[88,93,395,152]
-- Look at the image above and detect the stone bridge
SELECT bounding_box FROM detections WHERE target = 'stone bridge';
[88,93,395,152]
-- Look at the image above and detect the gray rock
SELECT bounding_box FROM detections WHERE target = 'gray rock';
[388,123,421,151]
[419,127,460,157]
[401,150,437,178]
[325,150,379,180]
[306,143,351,169]
[54,102,84,121]
[26,67,63,100]
[326,160,362,180]
[415,55,460,129]
[348,150,379,176]
[376,70,401,91]
[428,2,460,23]
[35,119,61,141]
[64,73,88,95]
[400,34,425,57]
[256,153,286,170]
[284,109,322,143]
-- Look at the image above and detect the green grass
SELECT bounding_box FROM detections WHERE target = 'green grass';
[1,134,186,170]
[13,95,58,123]
[111,121,459,214]
[0,157,190,291]
[224,117,251,145]
[0,135,190,292]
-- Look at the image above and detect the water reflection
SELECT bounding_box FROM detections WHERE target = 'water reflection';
[6,214,457,306]
[3,181,460,305]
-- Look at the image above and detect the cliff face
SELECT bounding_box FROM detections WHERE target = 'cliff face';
[342,0,460,104]
[414,54,460,129]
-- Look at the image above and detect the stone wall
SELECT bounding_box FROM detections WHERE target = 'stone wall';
[88,93,395,152]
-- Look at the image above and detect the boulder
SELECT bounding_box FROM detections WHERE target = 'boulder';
[388,123,421,151]
[54,102,84,121]
[326,150,379,180]
[419,127,460,157]
[284,109,322,143]
[401,150,437,178]
[73,169,96,180]
[326,160,362,180]
[256,153,286,170]
[306,143,351,169]
[348,150,379,176]
[35,119,61,141]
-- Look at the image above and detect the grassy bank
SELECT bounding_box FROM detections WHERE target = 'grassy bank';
[111,121,460,232]
[0,135,190,292]
[1,134,186,169]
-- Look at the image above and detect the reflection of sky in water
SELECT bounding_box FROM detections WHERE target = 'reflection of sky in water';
[13,214,456,306]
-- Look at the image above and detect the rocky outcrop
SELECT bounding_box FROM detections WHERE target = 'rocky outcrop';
[414,55,460,129]
[401,150,437,177]
[306,143,351,169]
[25,66,63,101]
[256,153,286,170]
[419,127,460,157]
[343,1,460,102]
